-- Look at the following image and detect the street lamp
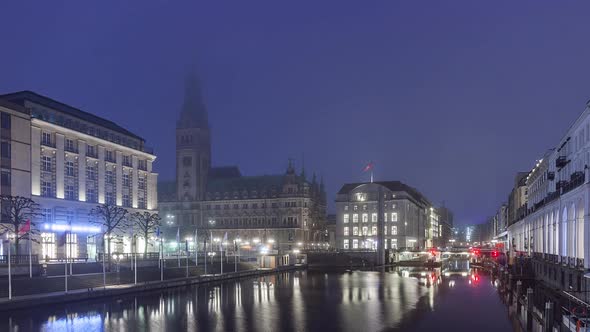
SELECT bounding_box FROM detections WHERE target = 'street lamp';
[166,214,175,226]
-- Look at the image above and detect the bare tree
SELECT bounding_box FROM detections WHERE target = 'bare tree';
[89,204,128,268]
[130,211,161,254]
[0,195,41,255]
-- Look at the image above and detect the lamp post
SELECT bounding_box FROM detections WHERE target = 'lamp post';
[234,237,241,272]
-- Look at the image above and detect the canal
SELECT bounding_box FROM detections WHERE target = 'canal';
[0,267,514,331]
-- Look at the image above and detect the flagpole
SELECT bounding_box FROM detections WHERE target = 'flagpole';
[8,238,12,300]
[204,237,207,275]
[28,231,32,279]
[65,229,68,293]
[220,240,223,275]
[160,238,163,281]
[177,227,180,268]
[195,228,198,267]
[185,240,189,278]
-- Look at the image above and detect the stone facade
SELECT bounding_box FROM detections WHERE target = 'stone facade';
[335,181,435,251]
[0,91,158,260]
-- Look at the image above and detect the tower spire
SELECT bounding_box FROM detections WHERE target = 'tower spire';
[177,72,208,129]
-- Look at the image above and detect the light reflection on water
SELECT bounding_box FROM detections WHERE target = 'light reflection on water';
[1,266,513,332]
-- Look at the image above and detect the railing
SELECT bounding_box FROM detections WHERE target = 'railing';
[0,254,39,265]
[556,156,568,168]
[577,258,585,269]
[98,252,160,261]
[42,255,89,263]
[64,145,78,153]
[561,172,585,195]
[41,139,55,148]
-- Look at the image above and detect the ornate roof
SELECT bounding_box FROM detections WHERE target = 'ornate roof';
[177,73,208,129]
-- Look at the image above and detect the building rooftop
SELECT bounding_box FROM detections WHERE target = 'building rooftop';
[0,90,144,142]
[337,181,431,206]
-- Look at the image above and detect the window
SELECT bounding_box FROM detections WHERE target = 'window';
[41,181,52,197]
[41,156,52,172]
[372,226,377,235]
[123,194,131,207]
[392,226,398,235]
[362,213,368,223]
[65,139,76,152]
[106,170,115,184]
[65,161,75,177]
[87,189,97,203]
[353,227,359,236]
[86,165,97,180]
[344,205,349,211]
[65,185,76,200]
[138,177,146,190]
[242,203,248,209]
[41,233,56,259]
[66,233,78,258]
[42,208,52,223]
[123,173,130,187]
[353,214,358,223]
[343,214,349,223]
[343,227,349,236]
[343,239,349,249]
[182,156,192,166]
[86,145,97,157]
[41,132,51,146]
[371,213,377,223]
[0,112,10,129]
[1,169,10,186]
[105,150,115,162]
[105,191,115,205]
[391,213,398,222]
[138,196,146,209]
[385,226,388,235]
[0,141,10,158]
[352,239,359,249]
[384,213,388,222]
[353,205,358,211]
[123,155,131,166]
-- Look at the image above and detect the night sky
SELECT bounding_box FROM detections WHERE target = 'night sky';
[2,1,590,225]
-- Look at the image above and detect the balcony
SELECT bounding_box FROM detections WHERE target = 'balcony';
[547,171,555,180]
[41,139,55,148]
[561,172,585,195]
[556,156,568,168]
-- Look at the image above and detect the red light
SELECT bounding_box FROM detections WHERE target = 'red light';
[492,251,498,258]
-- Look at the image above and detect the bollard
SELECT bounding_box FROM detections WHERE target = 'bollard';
[516,280,523,314]
[544,301,554,332]
[526,287,534,331]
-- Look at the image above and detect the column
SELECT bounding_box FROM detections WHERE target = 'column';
[98,146,105,204]
[78,140,86,202]
[55,133,65,199]
[131,155,138,208]
[31,126,41,196]
[115,151,123,206]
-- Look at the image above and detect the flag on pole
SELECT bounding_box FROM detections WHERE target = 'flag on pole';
[19,220,31,235]
[156,227,161,238]
[362,161,374,172]
[176,227,180,243]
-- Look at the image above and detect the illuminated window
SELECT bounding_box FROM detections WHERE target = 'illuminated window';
[343,214,349,223]
[66,233,78,258]
[362,226,368,236]
[353,227,359,236]
[105,170,115,184]
[343,227,349,236]
[385,226,388,235]
[391,213,398,222]
[353,214,359,223]
[41,181,53,197]
[41,232,56,260]
[352,239,359,249]
[384,213,388,222]
[392,226,398,235]
[65,185,76,200]
[343,239,349,249]
[344,205,349,211]
[353,205,358,211]
[362,214,368,223]
[372,226,377,235]
[371,213,377,223]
